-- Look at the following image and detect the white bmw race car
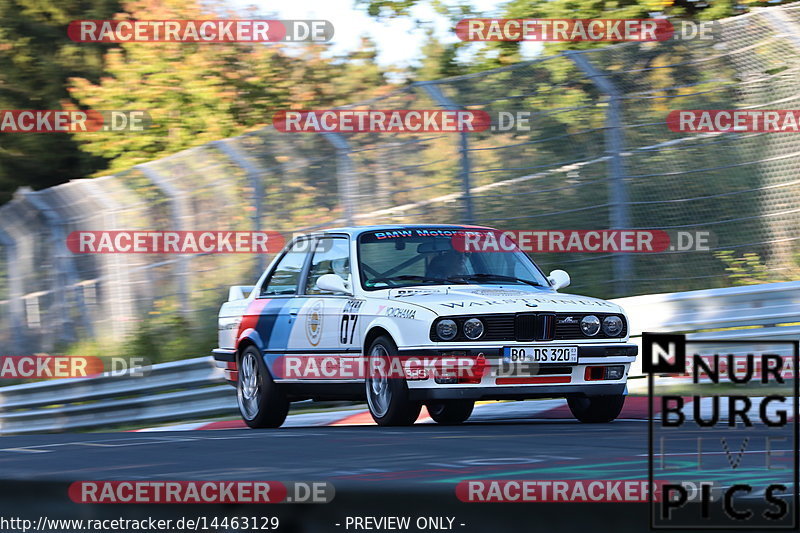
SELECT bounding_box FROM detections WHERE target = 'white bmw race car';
[213,225,637,428]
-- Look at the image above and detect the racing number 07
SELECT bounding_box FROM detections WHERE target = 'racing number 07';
[340,313,358,344]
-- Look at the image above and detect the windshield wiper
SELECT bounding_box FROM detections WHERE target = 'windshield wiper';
[446,273,544,287]
[368,274,466,286]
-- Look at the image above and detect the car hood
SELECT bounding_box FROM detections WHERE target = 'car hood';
[383,285,623,315]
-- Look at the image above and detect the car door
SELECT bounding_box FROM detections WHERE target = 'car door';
[253,238,313,374]
[289,235,362,381]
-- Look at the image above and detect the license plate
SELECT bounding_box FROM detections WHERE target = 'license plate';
[502,346,578,364]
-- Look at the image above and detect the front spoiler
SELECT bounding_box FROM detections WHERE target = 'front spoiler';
[408,383,626,401]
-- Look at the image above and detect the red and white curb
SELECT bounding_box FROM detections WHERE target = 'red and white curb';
[133,396,788,432]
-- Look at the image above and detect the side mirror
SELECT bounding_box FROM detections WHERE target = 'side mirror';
[548,270,570,291]
[228,285,254,301]
[316,273,351,295]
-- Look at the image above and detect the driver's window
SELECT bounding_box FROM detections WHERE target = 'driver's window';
[260,240,309,296]
[305,237,350,295]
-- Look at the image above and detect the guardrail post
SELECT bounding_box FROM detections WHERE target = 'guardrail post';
[213,138,267,273]
[322,132,356,226]
[0,223,25,354]
[419,82,475,225]
[137,163,192,316]
[567,51,632,297]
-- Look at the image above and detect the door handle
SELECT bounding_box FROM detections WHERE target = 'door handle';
[289,308,300,316]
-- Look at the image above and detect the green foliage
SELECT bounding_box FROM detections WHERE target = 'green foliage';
[0,0,393,200]
[0,0,121,203]
[123,312,217,365]
[67,1,392,174]
[63,302,219,364]
[714,251,784,287]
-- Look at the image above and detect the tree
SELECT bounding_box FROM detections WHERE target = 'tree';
[0,0,121,203]
[68,0,394,173]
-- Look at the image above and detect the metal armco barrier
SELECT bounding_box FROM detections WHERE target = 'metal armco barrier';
[615,280,800,378]
[0,280,798,434]
[0,357,234,435]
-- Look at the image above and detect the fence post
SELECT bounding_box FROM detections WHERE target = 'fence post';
[137,163,191,316]
[567,51,632,296]
[81,178,137,339]
[213,138,268,273]
[322,132,356,226]
[419,82,475,224]
[0,223,25,354]
[20,188,83,345]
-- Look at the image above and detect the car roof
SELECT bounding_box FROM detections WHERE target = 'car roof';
[304,224,497,238]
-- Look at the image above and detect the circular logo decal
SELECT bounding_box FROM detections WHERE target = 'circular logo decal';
[305,300,324,346]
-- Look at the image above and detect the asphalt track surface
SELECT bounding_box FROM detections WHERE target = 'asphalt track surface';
[0,399,794,532]
[0,418,647,485]
[0,416,652,532]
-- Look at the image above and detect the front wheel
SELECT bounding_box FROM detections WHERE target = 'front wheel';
[365,336,422,426]
[237,345,289,428]
[567,394,625,423]
[427,400,474,425]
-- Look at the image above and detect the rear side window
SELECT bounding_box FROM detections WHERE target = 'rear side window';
[260,240,309,296]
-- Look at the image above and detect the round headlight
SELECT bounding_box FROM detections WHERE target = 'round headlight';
[436,319,458,341]
[603,316,624,337]
[463,318,484,340]
[580,315,601,336]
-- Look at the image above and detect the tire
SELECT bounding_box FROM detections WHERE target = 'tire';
[567,394,625,423]
[365,335,422,426]
[237,345,289,428]
[427,400,474,425]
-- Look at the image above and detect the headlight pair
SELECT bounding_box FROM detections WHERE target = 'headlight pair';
[580,315,624,337]
[436,318,484,341]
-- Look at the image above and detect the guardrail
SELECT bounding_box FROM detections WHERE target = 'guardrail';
[615,280,800,377]
[0,357,235,435]
[0,280,798,435]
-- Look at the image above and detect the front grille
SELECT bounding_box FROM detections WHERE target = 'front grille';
[554,319,582,340]
[482,315,516,340]
[431,312,627,341]
[514,314,536,341]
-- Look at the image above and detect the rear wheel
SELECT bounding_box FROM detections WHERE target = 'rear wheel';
[567,394,625,423]
[427,400,474,425]
[237,345,289,428]
[365,336,422,426]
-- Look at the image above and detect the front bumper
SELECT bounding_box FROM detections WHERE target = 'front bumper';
[397,344,638,359]
[399,343,637,400]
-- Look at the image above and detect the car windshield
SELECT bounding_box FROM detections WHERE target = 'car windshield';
[357,228,550,290]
